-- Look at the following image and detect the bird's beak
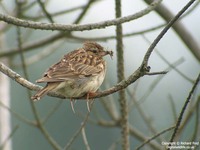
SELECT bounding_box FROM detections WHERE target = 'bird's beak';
[106,50,113,59]
[100,50,113,59]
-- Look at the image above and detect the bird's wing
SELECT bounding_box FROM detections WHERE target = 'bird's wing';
[36,49,105,83]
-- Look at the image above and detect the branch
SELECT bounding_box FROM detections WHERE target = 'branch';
[0,0,162,31]
[141,0,197,69]
[0,125,19,150]
[23,4,87,20]
[0,0,190,101]
[169,72,200,142]
[0,60,166,104]
[0,62,40,92]
[115,0,130,149]
[0,24,161,58]
[0,61,146,100]
[64,112,90,149]
[0,0,198,59]
[0,0,99,58]
[144,0,200,61]
[0,32,65,58]
[0,99,35,126]
[96,119,162,150]
[15,3,61,149]
[37,0,54,23]
[135,126,175,150]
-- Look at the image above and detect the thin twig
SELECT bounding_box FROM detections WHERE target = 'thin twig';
[37,0,54,23]
[0,100,35,126]
[178,96,200,135]
[191,99,199,141]
[144,0,200,61]
[13,39,65,68]
[142,35,193,83]
[0,32,65,58]
[129,125,162,150]
[88,117,162,150]
[168,94,178,123]
[100,96,120,121]
[22,1,37,11]
[73,0,96,24]
[137,58,184,105]
[15,2,61,149]
[135,126,175,150]
[170,73,200,143]
[0,125,19,150]
[42,101,63,124]
[23,4,87,20]
[126,89,163,143]
[141,0,197,69]
[0,24,165,58]
[64,112,90,150]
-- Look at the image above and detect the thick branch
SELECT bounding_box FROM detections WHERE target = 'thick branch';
[0,0,161,31]
[0,0,192,101]
[0,61,146,100]
[0,62,39,91]
[115,0,130,149]
[1,61,168,102]
[0,0,100,59]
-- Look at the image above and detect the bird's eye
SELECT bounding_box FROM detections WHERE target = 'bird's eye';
[92,49,98,53]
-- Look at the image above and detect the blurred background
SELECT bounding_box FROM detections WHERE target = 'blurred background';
[0,0,200,150]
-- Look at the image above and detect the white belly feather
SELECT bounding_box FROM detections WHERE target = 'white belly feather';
[54,68,106,98]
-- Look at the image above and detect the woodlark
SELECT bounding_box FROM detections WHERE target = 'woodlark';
[31,41,113,112]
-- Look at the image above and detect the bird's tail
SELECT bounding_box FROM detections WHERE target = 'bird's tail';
[31,83,57,101]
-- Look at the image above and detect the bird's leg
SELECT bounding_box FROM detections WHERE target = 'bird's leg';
[70,98,76,113]
[86,92,96,112]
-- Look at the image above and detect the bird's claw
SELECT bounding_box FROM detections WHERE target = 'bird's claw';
[70,99,76,113]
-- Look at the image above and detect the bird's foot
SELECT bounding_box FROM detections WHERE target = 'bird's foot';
[86,92,96,112]
[70,99,76,113]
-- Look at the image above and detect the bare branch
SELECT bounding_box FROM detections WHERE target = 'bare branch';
[170,72,200,142]
[95,118,162,150]
[23,4,87,20]
[0,61,40,91]
[0,0,162,31]
[115,0,130,149]
[64,112,90,150]
[129,125,162,150]
[0,100,35,126]
[0,61,161,101]
[0,126,19,150]
[142,35,194,83]
[144,0,200,61]
[0,0,99,58]
[135,126,175,150]
[0,0,194,102]
[37,0,54,23]
[140,0,197,69]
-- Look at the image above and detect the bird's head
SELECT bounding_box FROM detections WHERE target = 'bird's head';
[83,41,113,59]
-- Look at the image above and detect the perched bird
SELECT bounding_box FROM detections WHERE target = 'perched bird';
[31,41,113,112]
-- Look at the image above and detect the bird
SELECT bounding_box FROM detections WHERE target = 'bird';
[31,41,113,112]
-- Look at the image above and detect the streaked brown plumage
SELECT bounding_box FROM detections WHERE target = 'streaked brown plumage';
[31,41,113,111]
